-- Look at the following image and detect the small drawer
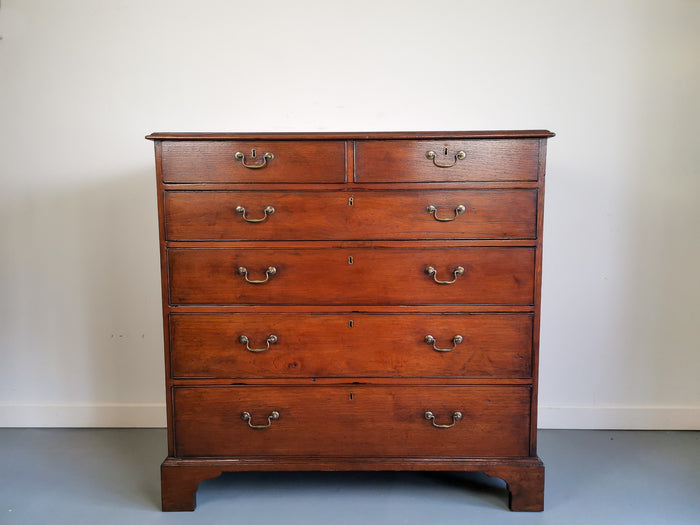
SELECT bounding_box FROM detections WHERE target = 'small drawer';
[167,246,535,306]
[164,189,537,241]
[173,385,531,457]
[355,139,540,182]
[160,141,346,183]
[169,313,533,379]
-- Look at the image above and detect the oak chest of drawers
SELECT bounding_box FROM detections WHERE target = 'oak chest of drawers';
[147,130,554,512]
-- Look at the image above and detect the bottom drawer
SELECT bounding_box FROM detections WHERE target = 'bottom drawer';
[173,385,531,458]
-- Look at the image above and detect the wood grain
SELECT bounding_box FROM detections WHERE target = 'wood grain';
[169,313,533,379]
[167,246,535,306]
[164,189,537,241]
[173,385,531,457]
[161,140,346,183]
[355,139,539,182]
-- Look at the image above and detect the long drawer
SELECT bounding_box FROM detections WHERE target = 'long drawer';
[167,247,535,306]
[173,385,531,457]
[161,140,346,183]
[355,139,540,182]
[169,313,533,379]
[164,190,537,241]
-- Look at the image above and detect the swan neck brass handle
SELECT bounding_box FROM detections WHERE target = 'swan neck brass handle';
[235,205,275,223]
[241,411,280,429]
[425,266,465,284]
[239,334,278,353]
[238,266,277,284]
[424,334,463,352]
[426,204,466,222]
[424,411,462,428]
[234,150,274,169]
[425,150,466,168]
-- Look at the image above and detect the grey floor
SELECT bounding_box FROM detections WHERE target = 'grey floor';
[0,429,698,524]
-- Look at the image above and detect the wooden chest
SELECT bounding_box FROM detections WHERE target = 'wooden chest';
[147,130,554,511]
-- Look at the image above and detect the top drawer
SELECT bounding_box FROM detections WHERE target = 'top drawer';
[160,141,346,183]
[355,139,539,182]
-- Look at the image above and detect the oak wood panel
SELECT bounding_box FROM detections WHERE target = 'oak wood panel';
[169,313,533,379]
[161,141,346,183]
[164,189,537,241]
[173,385,531,457]
[167,247,535,306]
[355,139,539,182]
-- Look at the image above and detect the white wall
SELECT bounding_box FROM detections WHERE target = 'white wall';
[0,0,698,429]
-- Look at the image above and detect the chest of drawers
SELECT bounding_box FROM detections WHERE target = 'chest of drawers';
[147,130,554,512]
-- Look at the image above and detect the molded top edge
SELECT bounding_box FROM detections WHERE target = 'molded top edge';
[146,130,555,141]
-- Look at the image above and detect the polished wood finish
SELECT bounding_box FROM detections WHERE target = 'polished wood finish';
[167,246,535,306]
[173,385,530,457]
[355,139,539,182]
[148,130,552,512]
[161,141,346,183]
[169,313,533,379]
[164,189,537,241]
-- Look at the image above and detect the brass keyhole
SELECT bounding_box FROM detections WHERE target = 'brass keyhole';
[443,147,448,155]
[348,256,353,264]
[251,149,257,157]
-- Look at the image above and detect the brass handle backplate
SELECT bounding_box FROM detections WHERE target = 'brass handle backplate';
[236,205,275,223]
[425,266,465,284]
[238,266,277,284]
[241,411,280,429]
[239,334,278,353]
[424,411,462,428]
[426,204,466,222]
[425,150,466,168]
[234,151,274,169]
[424,334,463,352]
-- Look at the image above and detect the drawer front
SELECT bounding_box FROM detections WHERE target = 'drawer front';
[169,313,533,379]
[173,385,531,457]
[167,247,535,306]
[161,141,346,183]
[355,139,539,182]
[164,189,537,241]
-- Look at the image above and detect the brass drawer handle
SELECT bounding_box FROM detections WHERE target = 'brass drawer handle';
[425,149,466,168]
[236,205,275,223]
[424,411,462,429]
[425,266,465,285]
[238,266,277,284]
[241,411,280,429]
[426,204,466,222]
[234,151,274,169]
[424,334,463,352]
[238,334,278,353]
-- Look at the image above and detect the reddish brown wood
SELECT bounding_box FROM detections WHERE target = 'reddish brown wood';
[169,313,533,379]
[161,141,346,183]
[161,460,222,511]
[148,131,552,512]
[167,246,535,306]
[164,189,537,241]
[161,456,544,511]
[482,460,545,511]
[355,139,540,182]
[173,385,530,457]
[147,130,555,140]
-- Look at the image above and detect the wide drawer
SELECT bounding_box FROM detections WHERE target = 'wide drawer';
[160,141,346,183]
[167,247,535,306]
[355,139,539,182]
[164,189,537,241]
[169,313,533,379]
[173,385,531,457]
